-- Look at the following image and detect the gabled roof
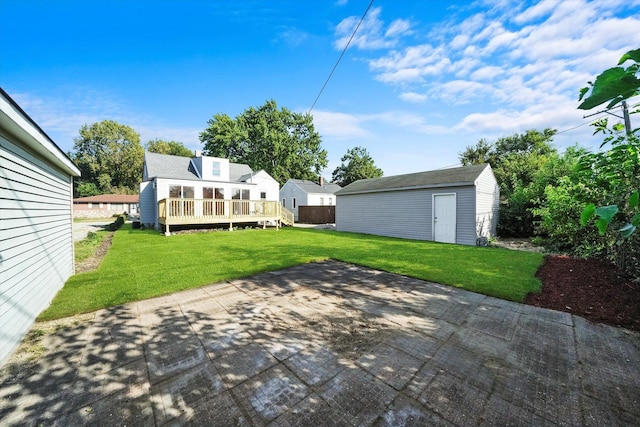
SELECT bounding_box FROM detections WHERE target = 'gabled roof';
[287,179,342,194]
[144,152,197,180]
[335,163,490,195]
[231,164,254,182]
[74,194,139,203]
[144,151,254,182]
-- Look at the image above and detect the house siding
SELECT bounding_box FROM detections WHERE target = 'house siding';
[139,180,156,228]
[0,134,75,364]
[143,176,279,230]
[474,166,500,241]
[336,186,478,245]
[279,181,308,221]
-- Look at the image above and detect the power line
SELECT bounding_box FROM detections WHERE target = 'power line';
[308,0,375,114]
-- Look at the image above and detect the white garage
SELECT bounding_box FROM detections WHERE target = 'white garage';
[0,88,81,364]
[335,163,499,246]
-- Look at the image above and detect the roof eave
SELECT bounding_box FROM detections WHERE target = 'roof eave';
[336,180,476,196]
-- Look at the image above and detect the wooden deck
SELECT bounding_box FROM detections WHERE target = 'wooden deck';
[158,198,293,234]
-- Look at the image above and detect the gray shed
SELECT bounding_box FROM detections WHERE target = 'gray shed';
[335,163,499,245]
[0,88,81,364]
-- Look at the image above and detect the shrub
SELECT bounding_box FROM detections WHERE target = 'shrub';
[108,215,126,231]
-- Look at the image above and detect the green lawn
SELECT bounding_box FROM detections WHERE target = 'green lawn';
[39,225,544,320]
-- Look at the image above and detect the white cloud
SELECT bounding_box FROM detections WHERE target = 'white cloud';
[312,109,450,140]
[9,89,202,153]
[311,110,371,139]
[333,7,411,50]
[399,92,428,103]
[514,0,561,24]
[275,27,309,47]
[350,0,640,120]
[385,19,412,38]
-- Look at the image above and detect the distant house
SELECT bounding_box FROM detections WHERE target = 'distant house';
[279,178,342,222]
[73,194,139,218]
[335,163,499,246]
[0,88,81,364]
[140,151,288,234]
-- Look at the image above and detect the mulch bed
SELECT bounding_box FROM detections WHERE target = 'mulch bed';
[527,255,640,332]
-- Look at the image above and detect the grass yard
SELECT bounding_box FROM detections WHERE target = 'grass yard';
[39,225,544,320]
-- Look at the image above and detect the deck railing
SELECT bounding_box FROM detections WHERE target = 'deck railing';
[158,198,286,229]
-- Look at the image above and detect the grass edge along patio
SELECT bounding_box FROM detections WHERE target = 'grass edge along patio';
[40,226,544,321]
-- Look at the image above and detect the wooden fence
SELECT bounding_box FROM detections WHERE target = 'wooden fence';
[298,205,335,224]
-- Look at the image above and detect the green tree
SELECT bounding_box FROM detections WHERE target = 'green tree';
[75,181,100,197]
[459,129,558,237]
[331,146,383,187]
[200,99,328,185]
[146,139,193,157]
[459,138,493,166]
[71,120,144,195]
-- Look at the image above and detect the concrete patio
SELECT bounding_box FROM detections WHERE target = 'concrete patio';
[1,260,638,426]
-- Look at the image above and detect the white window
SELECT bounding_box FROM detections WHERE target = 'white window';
[260,191,266,200]
[320,197,324,205]
[282,199,286,207]
[329,198,333,205]
[212,161,221,177]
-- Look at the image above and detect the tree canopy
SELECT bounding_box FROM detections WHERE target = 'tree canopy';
[199,99,328,185]
[459,129,558,237]
[331,146,383,187]
[145,139,193,157]
[71,120,144,196]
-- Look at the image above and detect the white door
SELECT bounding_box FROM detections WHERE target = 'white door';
[433,194,456,243]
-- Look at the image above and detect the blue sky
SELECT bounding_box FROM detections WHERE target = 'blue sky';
[1,0,639,177]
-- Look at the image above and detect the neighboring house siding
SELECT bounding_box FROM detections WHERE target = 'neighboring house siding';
[0,135,74,363]
[279,182,307,221]
[307,193,335,206]
[474,167,500,240]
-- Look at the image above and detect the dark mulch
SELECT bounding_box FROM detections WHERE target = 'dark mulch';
[527,255,640,332]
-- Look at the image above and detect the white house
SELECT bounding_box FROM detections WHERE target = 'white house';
[139,151,282,232]
[279,178,342,221]
[335,163,499,246]
[0,88,81,364]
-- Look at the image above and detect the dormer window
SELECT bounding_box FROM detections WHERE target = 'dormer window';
[212,161,221,177]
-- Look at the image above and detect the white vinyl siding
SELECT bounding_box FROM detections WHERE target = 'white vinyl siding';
[453,186,477,245]
[0,135,75,363]
[475,167,500,240]
[336,186,478,245]
[139,180,156,228]
[336,189,431,241]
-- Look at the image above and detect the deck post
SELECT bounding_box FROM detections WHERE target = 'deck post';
[165,223,170,236]
[229,222,233,231]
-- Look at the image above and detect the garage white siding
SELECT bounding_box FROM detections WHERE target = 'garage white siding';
[335,164,499,246]
[453,186,478,246]
[475,166,500,241]
[0,89,80,365]
[0,136,75,364]
[337,189,431,240]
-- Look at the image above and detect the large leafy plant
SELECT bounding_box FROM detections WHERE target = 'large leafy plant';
[578,48,640,237]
